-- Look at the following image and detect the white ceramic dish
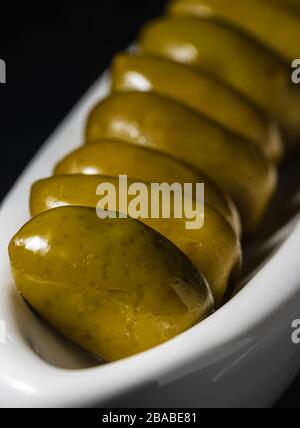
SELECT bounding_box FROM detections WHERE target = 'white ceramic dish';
[1,72,300,408]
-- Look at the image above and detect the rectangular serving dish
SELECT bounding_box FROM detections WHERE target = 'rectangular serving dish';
[1,72,300,408]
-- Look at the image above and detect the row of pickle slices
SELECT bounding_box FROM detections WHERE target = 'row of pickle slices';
[8,0,300,362]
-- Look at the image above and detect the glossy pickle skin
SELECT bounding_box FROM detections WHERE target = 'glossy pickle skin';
[112,53,283,163]
[138,16,300,145]
[54,139,241,236]
[9,206,214,362]
[30,175,242,304]
[85,92,277,235]
[167,0,300,62]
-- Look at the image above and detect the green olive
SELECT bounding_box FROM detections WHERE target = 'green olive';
[112,53,283,163]
[9,206,214,361]
[85,91,277,234]
[30,175,242,304]
[167,0,300,62]
[138,16,300,146]
[54,139,241,235]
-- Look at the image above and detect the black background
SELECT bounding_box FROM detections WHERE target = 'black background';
[0,1,299,408]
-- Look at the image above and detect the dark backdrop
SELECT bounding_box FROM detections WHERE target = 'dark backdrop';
[0,1,298,408]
